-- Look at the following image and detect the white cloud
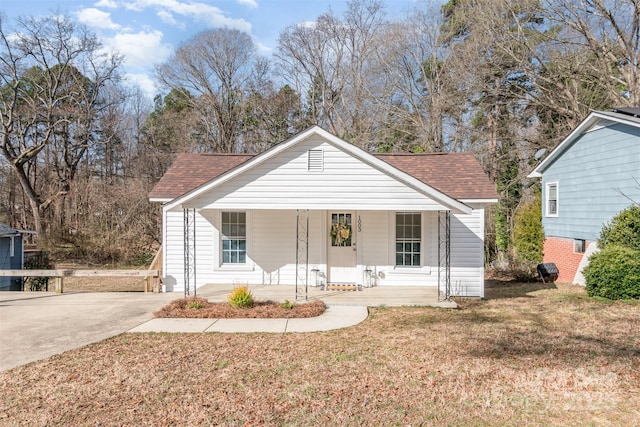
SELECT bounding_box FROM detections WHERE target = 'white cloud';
[94,0,118,8]
[77,8,121,30]
[125,72,158,100]
[103,29,172,68]
[298,21,317,29]
[254,40,272,55]
[123,0,252,32]
[237,0,258,8]
[157,10,184,28]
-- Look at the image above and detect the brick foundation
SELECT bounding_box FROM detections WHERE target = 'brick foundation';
[543,237,591,284]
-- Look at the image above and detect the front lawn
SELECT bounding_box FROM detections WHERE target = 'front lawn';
[0,281,638,425]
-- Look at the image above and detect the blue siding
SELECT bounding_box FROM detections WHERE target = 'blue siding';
[542,123,640,241]
[0,236,23,291]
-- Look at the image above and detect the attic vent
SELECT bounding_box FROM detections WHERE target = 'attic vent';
[308,149,324,171]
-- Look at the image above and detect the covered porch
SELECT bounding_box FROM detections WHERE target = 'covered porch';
[176,207,455,301]
[195,283,457,308]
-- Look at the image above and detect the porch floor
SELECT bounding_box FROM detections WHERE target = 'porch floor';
[194,284,457,308]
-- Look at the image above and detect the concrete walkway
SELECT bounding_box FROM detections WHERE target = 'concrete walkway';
[128,305,369,333]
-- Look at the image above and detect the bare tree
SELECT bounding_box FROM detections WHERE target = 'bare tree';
[542,0,640,106]
[155,28,269,153]
[276,0,388,147]
[0,13,122,235]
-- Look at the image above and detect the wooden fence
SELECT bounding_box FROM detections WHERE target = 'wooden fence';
[0,269,160,293]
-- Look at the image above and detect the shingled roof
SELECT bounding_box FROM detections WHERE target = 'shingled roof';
[149,150,497,202]
[149,153,253,200]
[374,152,498,200]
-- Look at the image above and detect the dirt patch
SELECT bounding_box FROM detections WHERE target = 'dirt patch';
[154,297,326,318]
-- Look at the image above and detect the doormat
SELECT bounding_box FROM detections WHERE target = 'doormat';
[326,284,357,291]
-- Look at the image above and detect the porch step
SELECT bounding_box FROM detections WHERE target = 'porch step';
[326,284,358,291]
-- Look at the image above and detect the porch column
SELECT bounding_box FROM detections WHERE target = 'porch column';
[183,207,196,297]
[437,210,451,301]
[295,209,309,301]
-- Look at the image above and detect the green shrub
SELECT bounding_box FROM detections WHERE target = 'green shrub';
[187,300,204,309]
[512,192,544,264]
[228,285,254,308]
[281,300,295,310]
[598,205,640,250]
[584,245,640,300]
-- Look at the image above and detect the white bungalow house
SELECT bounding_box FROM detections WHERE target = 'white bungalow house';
[149,126,497,298]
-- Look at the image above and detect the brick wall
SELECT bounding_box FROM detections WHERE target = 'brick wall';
[542,237,591,284]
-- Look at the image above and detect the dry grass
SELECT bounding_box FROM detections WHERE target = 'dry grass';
[1,281,639,426]
[154,297,327,318]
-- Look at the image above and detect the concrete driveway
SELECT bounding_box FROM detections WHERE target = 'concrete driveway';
[0,291,175,372]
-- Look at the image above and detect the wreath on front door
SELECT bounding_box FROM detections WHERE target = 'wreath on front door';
[331,222,351,246]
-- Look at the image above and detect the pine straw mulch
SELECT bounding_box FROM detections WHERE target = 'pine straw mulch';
[153,297,326,318]
[1,281,639,426]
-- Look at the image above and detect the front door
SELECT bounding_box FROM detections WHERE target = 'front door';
[327,212,357,283]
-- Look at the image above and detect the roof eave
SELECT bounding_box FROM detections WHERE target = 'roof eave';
[460,198,499,204]
[149,197,173,203]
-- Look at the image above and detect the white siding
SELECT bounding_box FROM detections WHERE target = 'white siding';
[163,208,328,291]
[163,208,486,296]
[450,206,485,297]
[185,137,449,211]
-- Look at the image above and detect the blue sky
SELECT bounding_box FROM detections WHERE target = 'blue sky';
[2,0,421,99]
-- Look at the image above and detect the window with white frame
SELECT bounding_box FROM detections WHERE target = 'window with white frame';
[546,182,558,216]
[395,212,421,267]
[221,212,246,264]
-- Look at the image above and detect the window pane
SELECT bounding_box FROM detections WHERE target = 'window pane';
[222,212,247,264]
[413,254,420,265]
[395,213,421,267]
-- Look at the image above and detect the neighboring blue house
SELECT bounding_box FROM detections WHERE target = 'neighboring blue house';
[528,108,640,284]
[0,223,31,291]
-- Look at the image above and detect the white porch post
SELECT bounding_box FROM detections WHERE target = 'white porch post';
[183,207,196,297]
[295,209,309,301]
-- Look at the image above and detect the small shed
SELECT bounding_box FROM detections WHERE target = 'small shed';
[0,223,32,291]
